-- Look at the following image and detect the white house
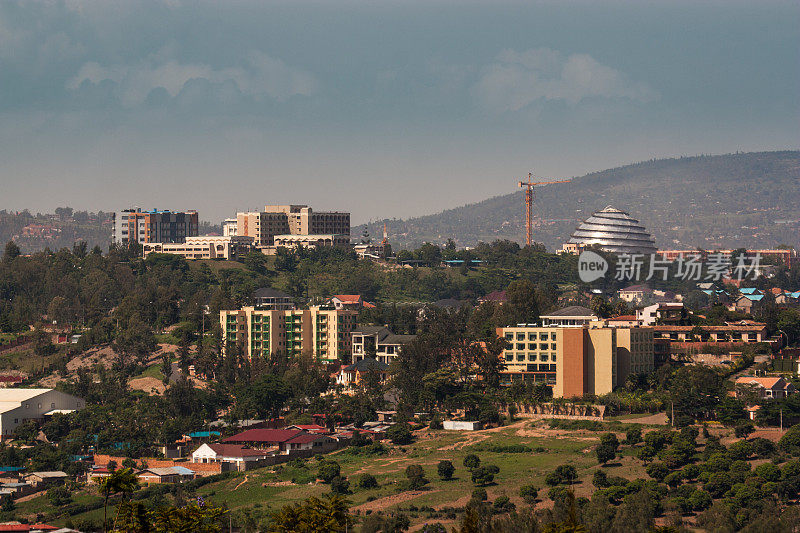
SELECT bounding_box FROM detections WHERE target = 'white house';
[191,443,271,470]
[0,389,84,439]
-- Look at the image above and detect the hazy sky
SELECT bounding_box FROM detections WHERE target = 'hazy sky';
[1,0,798,225]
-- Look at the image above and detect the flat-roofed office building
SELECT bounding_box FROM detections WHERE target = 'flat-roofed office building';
[114,208,199,245]
[496,323,653,398]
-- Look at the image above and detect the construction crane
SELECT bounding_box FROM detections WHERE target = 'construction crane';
[518,173,572,246]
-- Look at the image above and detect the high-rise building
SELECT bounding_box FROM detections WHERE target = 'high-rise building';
[234,205,350,250]
[496,321,654,398]
[220,305,358,363]
[113,208,198,245]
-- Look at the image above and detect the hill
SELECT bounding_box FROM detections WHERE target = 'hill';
[355,151,800,251]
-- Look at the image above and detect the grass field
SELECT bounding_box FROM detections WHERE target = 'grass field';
[34,418,657,530]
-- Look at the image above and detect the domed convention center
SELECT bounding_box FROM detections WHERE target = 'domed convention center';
[560,206,657,254]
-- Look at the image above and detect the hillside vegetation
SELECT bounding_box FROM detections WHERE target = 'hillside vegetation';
[355,151,800,251]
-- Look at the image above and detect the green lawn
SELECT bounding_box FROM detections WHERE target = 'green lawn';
[40,422,653,529]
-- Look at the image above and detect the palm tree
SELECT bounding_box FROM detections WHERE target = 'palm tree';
[100,467,139,533]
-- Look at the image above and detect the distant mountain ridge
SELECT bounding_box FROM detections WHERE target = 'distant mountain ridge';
[355,151,800,251]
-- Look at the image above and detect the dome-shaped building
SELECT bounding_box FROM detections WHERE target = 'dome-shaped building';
[565,206,657,254]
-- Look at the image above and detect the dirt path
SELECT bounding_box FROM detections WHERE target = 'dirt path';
[619,412,668,425]
[352,490,437,512]
[233,474,249,490]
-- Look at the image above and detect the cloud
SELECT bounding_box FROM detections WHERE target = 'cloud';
[472,48,658,112]
[67,50,318,106]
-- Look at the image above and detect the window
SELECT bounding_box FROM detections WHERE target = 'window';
[540,354,549,361]
[517,343,525,350]
[505,333,513,340]
[540,343,548,350]
[528,332,537,340]
[516,353,525,361]
[51,403,55,409]
[540,333,549,341]
[528,353,536,361]
[528,343,537,350]
[516,333,525,341]
[505,352,513,361]
[24,403,29,409]
[551,343,557,350]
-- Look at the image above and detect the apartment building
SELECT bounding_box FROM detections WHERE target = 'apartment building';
[221,306,358,362]
[234,205,350,250]
[142,235,254,260]
[113,208,198,245]
[351,326,416,365]
[496,323,654,398]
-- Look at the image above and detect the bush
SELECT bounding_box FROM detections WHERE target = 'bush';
[437,460,455,481]
[734,421,755,438]
[779,424,800,455]
[471,466,496,486]
[405,464,428,490]
[429,418,443,430]
[754,463,781,482]
[592,470,609,488]
[471,488,487,501]
[625,427,642,446]
[330,475,350,494]
[750,437,776,458]
[493,495,515,513]
[387,423,414,445]
[519,484,538,504]
[318,461,341,483]
[47,486,72,506]
[356,473,378,489]
[646,462,669,482]
[463,454,481,471]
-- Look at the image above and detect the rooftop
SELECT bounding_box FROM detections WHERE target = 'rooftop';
[540,306,598,318]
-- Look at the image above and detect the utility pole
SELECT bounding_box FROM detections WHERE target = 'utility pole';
[671,402,674,428]
[780,408,783,432]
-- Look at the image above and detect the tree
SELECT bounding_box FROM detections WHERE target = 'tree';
[625,427,642,446]
[3,241,20,263]
[596,433,619,465]
[717,397,747,427]
[114,501,228,533]
[463,454,481,471]
[471,465,497,486]
[405,464,428,490]
[779,424,800,455]
[269,495,352,532]
[387,423,414,445]
[437,460,455,481]
[356,473,378,489]
[318,461,341,484]
[234,374,291,420]
[519,484,538,505]
[330,475,350,494]
[646,462,668,482]
[100,467,139,533]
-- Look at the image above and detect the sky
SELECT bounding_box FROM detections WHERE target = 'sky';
[0,0,798,225]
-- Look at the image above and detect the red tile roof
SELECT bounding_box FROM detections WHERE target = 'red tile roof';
[222,429,303,444]
[0,526,59,532]
[333,295,362,304]
[286,434,328,444]
[206,444,271,458]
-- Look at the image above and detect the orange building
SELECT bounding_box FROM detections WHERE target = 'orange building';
[497,323,654,398]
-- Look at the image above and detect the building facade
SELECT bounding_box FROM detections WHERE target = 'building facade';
[221,306,358,362]
[235,205,350,250]
[113,208,199,245]
[496,324,654,398]
[350,326,416,365]
[0,389,85,438]
[142,235,254,260]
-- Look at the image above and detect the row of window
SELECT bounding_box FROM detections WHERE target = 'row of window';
[505,332,555,341]
[505,352,557,363]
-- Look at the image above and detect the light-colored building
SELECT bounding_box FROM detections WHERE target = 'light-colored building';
[652,322,767,343]
[637,302,685,326]
[191,443,271,471]
[0,389,84,439]
[142,235,254,260]
[222,218,238,236]
[113,208,199,245]
[735,376,796,400]
[235,205,350,251]
[351,326,416,365]
[273,234,350,249]
[497,322,654,398]
[540,306,599,327]
[221,306,358,362]
[252,287,295,310]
